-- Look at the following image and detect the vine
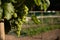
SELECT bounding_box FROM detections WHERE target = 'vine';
[0,0,50,37]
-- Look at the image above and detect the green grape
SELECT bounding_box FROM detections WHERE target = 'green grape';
[22,18,26,22]
[45,0,50,5]
[13,13,17,18]
[43,3,47,11]
[14,5,29,37]
[43,0,50,11]
[17,18,23,24]
[31,14,40,24]
[16,30,20,37]
[17,24,22,30]
[40,3,44,10]
[34,0,41,6]
[24,5,29,11]
[15,21,19,25]
[16,20,22,37]
[40,0,50,11]
[23,5,29,15]
[21,5,29,22]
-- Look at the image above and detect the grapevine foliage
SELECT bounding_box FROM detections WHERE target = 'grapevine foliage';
[0,0,50,37]
[34,0,50,11]
[3,3,15,20]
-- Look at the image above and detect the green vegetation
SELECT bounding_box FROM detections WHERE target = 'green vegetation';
[0,0,50,37]
[21,25,60,36]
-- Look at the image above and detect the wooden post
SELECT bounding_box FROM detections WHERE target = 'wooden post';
[0,20,5,40]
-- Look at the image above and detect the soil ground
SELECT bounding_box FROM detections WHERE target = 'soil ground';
[5,29,60,40]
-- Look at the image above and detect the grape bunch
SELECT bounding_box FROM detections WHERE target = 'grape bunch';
[31,14,40,24]
[9,5,29,37]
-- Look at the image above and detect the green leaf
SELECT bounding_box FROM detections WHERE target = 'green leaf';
[3,3,15,20]
[13,13,17,18]
[4,12,12,20]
